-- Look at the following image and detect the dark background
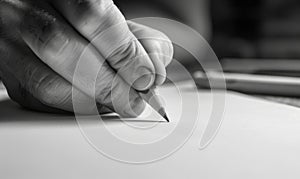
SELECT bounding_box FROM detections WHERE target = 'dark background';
[116,0,300,60]
[211,0,300,59]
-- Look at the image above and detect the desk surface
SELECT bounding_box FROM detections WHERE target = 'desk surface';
[1,81,300,179]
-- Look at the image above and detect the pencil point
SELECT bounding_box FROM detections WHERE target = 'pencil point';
[163,114,170,122]
[139,89,169,122]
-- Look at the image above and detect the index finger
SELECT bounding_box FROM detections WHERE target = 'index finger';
[51,0,156,90]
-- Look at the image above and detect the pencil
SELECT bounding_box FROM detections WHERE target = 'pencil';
[139,88,169,122]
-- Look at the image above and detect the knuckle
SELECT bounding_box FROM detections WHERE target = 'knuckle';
[154,32,173,54]
[129,22,173,60]
[153,33,174,65]
[108,39,139,69]
[75,0,118,38]
[20,7,64,51]
[39,30,70,59]
[149,29,173,53]
[19,7,80,66]
[21,9,56,36]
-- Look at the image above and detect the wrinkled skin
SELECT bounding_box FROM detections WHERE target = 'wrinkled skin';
[0,0,173,116]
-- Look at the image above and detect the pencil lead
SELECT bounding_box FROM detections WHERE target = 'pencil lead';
[163,114,170,122]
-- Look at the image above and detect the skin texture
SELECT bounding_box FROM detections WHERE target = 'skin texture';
[0,0,173,117]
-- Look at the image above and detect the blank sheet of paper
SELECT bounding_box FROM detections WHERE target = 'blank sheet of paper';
[1,81,300,179]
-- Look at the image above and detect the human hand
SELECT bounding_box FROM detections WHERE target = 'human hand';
[0,0,173,116]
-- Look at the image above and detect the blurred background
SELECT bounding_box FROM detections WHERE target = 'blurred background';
[115,0,300,106]
[115,0,300,68]
[211,0,300,59]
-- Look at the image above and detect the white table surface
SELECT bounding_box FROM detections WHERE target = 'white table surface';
[1,81,300,179]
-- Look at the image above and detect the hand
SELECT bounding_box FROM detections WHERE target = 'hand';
[0,0,173,117]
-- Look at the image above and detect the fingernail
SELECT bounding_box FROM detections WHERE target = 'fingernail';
[132,67,155,91]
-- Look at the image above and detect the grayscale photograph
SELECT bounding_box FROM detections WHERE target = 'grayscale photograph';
[1,0,300,178]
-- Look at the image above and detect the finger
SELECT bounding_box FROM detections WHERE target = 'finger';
[0,1,107,114]
[127,21,174,85]
[2,71,72,114]
[51,0,156,90]
[18,4,145,116]
[0,37,114,114]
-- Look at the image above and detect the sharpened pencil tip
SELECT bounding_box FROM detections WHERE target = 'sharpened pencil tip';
[163,114,170,122]
[158,108,170,122]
